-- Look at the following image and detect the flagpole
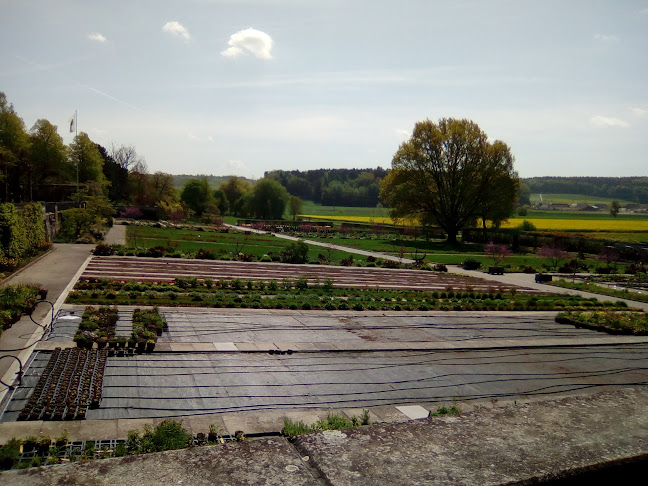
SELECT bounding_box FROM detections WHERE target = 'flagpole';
[75,110,78,194]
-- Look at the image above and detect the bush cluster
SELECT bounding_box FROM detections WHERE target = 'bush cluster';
[67,278,623,314]
[0,203,46,259]
[0,284,41,335]
[556,310,647,335]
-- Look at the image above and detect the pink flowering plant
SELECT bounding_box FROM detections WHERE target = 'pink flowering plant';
[485,242,511,266]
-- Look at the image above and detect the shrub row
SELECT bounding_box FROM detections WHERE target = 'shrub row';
[0,203,46,259]
[556,310,648,335]
[66,283,629,313]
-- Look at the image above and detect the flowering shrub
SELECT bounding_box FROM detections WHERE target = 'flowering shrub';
[120,207,144,219]
[485,242,511,265]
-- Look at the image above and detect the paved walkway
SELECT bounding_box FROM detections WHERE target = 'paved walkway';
[226,223,416,264]
[103,222,126,246]
[0,244,92,395]
[452,266,648,311]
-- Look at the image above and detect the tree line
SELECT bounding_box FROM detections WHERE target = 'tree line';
[0,91,301,224]
[178,176,302,222]
[524,176,648,204]
[265,168,388,207]
[0,91,180,208]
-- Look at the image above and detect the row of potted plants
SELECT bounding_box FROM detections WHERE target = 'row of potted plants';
[18,348,107,421]
[66,283,632,312]
[0,421,240,470]
[73,306,119,349]
[72,306,165,353]
[131,307,165,352]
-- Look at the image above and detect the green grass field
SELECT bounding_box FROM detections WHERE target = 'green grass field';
[529,193,635,206]
[126,226,354,262]
[299,234,582,269]
[298,200,391,219]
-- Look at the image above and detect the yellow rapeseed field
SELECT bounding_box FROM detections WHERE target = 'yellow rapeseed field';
[502,218,648,231]
[302,215,405,225]
[302,215,648,232]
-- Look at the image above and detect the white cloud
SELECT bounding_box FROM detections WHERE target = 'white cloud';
[88,32,107,43]
[187,132,215,142]
[590,115,629,128]
[221,28,273,59]
[631,107,647,117]
[395,128,410,139]
[91,128,108,137]
[226,160,252,178]
[162,21,191,40]
[594,34,619,43]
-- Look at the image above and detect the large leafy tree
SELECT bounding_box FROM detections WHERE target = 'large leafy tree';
[68,132,107,194]
[180,178,212,216]
[213,188,229,215]
[97,144,128,203]
[29,120,69,197]
[476,140,519,231]
[289,195,303,221]
[219,177,250,214]
[380,118,518,244]
[0,92,30,202]
[248,177,289,220]
[150,172,177,204]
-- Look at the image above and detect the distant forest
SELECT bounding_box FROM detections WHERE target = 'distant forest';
[264,171,648,207]
[524,177,648,204]
[171,171,648,207]
[171,174,253,190]
[265,168,388,207]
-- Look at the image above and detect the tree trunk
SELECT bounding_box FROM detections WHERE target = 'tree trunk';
[446,230,458,246]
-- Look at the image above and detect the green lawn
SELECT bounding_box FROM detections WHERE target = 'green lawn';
[126,225,354,262]
[298,200,391,218]
[529,193,635,206]
[293,233,591,269]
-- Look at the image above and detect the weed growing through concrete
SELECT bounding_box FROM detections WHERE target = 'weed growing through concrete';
[282,410,371,438]
[429,403,462,418]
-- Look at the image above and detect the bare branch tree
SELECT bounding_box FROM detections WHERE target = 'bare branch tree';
[110,143,148,173]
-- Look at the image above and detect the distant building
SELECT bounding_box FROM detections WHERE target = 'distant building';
[548,203,570,210]
[582,204,601,212]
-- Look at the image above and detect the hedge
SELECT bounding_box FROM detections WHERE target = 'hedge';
[0,203,46,259]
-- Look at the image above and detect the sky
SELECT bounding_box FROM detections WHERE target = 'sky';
[1,0,647,180]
